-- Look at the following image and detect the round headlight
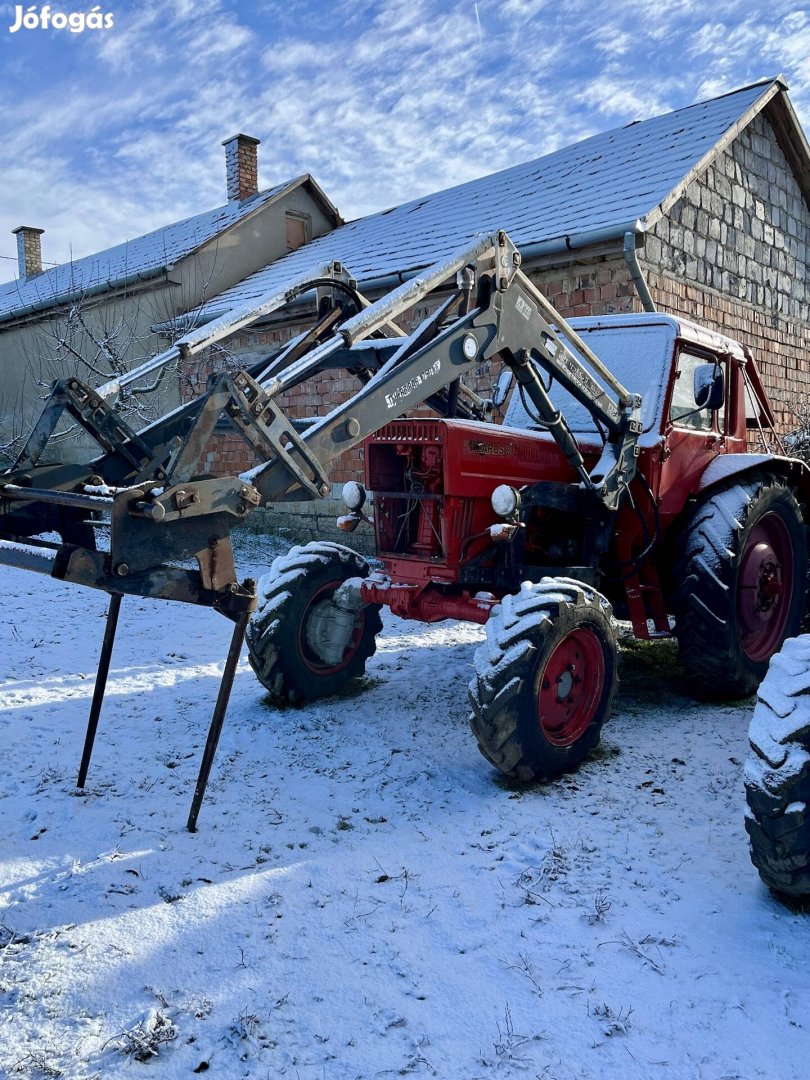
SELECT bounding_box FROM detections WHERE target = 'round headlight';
[491,484,521,518]
[342,480,367,511]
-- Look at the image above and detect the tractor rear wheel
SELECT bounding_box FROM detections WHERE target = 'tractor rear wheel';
[469,578,618,782]
[673,475,806,698]
[745,635,810,898]
[246,541,382,703]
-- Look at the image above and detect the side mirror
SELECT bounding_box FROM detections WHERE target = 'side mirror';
[492,369,514,408]
[694,363,724,411]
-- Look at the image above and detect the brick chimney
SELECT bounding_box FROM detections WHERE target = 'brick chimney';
[222,134,260,202]
[12,225,44,278]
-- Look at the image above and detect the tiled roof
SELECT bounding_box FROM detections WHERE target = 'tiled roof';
[195,78,780,322]
[0,177,307,323]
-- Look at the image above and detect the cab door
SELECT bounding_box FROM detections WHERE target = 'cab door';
[658,347,727,515]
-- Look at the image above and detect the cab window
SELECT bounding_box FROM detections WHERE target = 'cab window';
[669,350,726,432]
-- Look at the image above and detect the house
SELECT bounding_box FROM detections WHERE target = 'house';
[0,134,341,462]
[171,75,809,547]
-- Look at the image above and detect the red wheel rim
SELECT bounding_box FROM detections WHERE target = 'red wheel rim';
[537,627,605,747]
[299,580,365,676]
[737,512,795,662]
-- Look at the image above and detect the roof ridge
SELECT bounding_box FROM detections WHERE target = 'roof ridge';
[352,77,784,229]
[0,180,286,286]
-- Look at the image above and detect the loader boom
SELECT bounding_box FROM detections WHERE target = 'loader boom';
[239,231,642,510]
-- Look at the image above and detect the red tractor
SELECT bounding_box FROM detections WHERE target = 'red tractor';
[245,237,808,783]
[3,231,805,824]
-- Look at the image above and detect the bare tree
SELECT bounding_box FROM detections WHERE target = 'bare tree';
[0,247,224,468]
[783,393,810,465]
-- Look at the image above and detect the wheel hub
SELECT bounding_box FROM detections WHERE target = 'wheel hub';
[300,580,365,673]
[555,668,575,699]
[538,627,605,748]
[737,513,795,662]
[755,559,782,609]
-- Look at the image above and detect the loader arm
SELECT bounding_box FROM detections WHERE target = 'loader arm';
[243,231,642,513]
[0,226,645,625]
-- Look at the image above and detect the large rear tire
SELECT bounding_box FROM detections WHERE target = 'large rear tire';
[246,541,382,703]
[673,474,807,698]
[745,635,810,898]
[469,578,618,782]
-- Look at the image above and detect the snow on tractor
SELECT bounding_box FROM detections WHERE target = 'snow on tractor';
[1,229,807,826]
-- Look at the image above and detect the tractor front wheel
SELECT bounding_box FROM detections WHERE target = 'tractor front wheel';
[246,542,382,703]
[469,578,618,782]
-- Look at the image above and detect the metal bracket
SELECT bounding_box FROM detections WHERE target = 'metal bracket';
[225,369,332,499]
[14,377,160,474]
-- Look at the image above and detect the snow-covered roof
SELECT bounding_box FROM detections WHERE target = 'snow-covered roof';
[191,78,785,324]
[0,175,327,325]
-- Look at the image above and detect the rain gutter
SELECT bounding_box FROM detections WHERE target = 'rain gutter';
[357,219,649,295]
[153,218,659,335]
[0,265,172,328]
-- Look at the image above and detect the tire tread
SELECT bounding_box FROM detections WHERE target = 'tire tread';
[469,578,617,782]
[246,542,382,702]
[673,474,806,697]
[745,643,810,898]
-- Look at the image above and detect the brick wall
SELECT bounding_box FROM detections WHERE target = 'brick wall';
[530,258,637,319]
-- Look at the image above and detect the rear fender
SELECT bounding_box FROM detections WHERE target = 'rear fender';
[697,453,810,514]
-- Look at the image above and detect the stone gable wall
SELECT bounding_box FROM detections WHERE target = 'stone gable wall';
[644,110,810,423]
[648,113,809,323]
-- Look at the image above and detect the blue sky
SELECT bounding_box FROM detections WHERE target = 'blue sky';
[1,0,808,283]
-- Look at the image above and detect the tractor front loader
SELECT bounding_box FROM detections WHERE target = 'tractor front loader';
[1,230,805,826]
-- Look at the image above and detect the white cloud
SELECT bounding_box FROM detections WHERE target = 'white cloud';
[0,0,808,281]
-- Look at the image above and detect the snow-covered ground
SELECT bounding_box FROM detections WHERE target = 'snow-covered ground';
[1,531,808,1079]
